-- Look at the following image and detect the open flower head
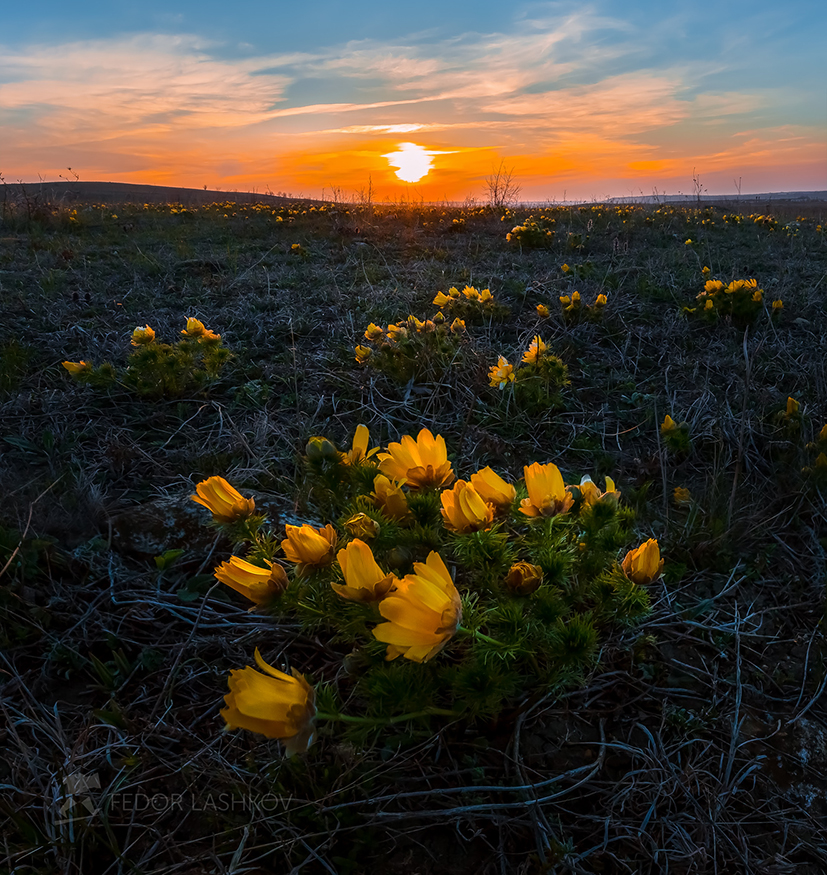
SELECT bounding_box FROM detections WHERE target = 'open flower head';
[372,551,462,662]
[673,486,692,506]
[489,356,516,389]
[344,424,379,465]
[214,556,288,605]
[371,474,411,521]
[344,512,380,539]
[520,462,574,518]
[378,428,455,490]
[522,336,547,364]
[334,539,397,602]
[355,345,372,364]
[450,318,466,334]
[621,538,664,585]
[191,476,255,523]
[470,466,516,510]
[364,323,384,341]
[440,480,494,533]
[62,360,91,376]
[222,648,316,755]
[281,523,337,568]
[131,325,156,346]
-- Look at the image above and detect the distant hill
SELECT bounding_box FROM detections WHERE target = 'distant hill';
[0,180,313,207]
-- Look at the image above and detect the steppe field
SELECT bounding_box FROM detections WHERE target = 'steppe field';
[1,185,826,874]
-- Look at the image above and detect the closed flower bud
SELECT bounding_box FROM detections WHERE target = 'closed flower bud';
[345,512,380,539]
[191,476,255,523]
[214,556,288,605]
[372,474,411,521]
[440,480,494,533]
[536,304,550,318]
[504,562,544,595]
[661,415,678,435]
[306,436,339,461]
[621,538,664,585]
[673,486,692,506]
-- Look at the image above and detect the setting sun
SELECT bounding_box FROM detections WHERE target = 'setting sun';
[382,142,433,183]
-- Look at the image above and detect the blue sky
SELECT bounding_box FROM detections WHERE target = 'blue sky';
[2,0,825,198]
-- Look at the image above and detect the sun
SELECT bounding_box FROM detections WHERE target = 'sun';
[382,142,433,183]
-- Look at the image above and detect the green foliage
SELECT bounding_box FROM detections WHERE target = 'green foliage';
[506,215,555,249]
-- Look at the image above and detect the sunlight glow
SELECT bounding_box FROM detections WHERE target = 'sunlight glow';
[382,142,433,183]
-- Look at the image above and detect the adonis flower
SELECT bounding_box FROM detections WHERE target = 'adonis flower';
[470,466,516,510]
[522,336,547,364]
[222,648,316,755]
[191,476,256,523]
[214,556,288,605]
[364,323,385,341]
[378,428,455,490]
[371,474,411,521]
[344,512,380,539]
[334,539,397,603]
[62,360,91,375]
[520,462,574,518]
[536,304,550,318]
[281,524,337,568]
[449,318,466,334]
[621,539,664,585]
[386,323,408,341]
[182,317,220,341]
[372,551,462,662]
[433,291,454,308]
[661,415,678,435]
[576,475,620,508]
[440,480,494,533]
[344,424,379,465]
[131,325,156,346]
[488,356,515,389]
[354,345,372,364]
[504,562,544,595]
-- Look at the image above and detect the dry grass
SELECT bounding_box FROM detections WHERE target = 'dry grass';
[1,191,826,873]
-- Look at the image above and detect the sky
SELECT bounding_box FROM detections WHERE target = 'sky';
[1,0,825,201]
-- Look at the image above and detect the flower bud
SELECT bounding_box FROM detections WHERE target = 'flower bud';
[504,562,544,595]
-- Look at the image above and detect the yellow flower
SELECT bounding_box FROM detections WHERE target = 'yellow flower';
[440,480,494,533]
[479,288,494,304]
[522,336,547,364]
[772,299,783,311]
[751,290,762,302]
[364,323,384,341]
[704,299,714,310]
[536,304,550,318]
[131,325,156,345]
[222,648,316,755]
[371,474,411,521]
[520,462,574,518]
[504,562,544,595]
[621,539,664,584]
[673,486,692,506]
[661,415,678,435]
[577,475,619,507]
[191,476,256,523]
[182,317,220,340]
[704,280,724,294]
[819,423,827,443]
[214,556,288,605]
[281,523,337,568]
[559,295,571,305]
[450,317,466,334]
[344,424,379,465]
[433,291,453,308]
[334,539,397,602]
[386,323,408,341]
[344,512,380,539]
[594,294,607,306]
[685,239,693,245]
[62,360,90,375]
[571,291,581,304]
[462,285,480,301]
[406,315,426,332]
[447,286,460,298]
[488,356,516,389]
[372,551,462,662]
[470,466,516,510]
[305,436,339,461]
[561,263,571,273]
[786,396,800,417]
[702,266,711,276]
[355,345,372,364]
[378,428,455,490]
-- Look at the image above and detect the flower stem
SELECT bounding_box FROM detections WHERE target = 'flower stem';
[457,626,505,647]
[316,707,462,726]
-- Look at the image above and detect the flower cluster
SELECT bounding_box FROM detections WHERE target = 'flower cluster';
[556,291,608,324]
[191,425,662,756]
[506,215,555,249]
[685,276,776,326]
[63,317,230,397]
[488,335,569,410]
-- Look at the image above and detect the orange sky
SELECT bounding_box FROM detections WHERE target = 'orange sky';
[2,5,825,200]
